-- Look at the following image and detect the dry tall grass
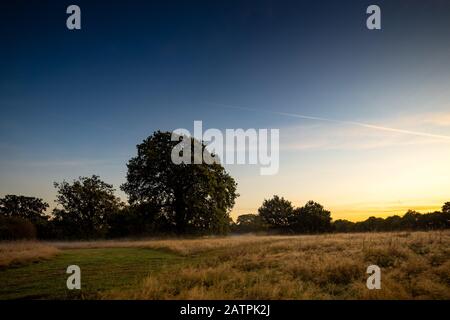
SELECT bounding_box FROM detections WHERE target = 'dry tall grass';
[0,241,60,268]
[49,235,297,255]
[96,231,450,299]
[2,231,449,299]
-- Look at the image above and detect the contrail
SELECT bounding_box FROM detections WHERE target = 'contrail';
[212,103,450,141]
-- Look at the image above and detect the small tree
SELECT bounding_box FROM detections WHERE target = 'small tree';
[258,195,294,231]
[293,201,332,233]
[0,195,49,222]
[401,210,421,230]
[384,215,403,231]
[442,202,450,214]
[53,175,122,238]
[333,219,355,233]
[235,214,265,233]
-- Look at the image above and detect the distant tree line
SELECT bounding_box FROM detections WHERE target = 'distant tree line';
[1,131,450,239]
[332,207,450,233]
[1,192,450,240]
[231,196,333,234]
[231,196,450,234]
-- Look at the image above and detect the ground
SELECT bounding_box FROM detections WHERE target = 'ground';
[0,248,181,299]
[0,231,449,299]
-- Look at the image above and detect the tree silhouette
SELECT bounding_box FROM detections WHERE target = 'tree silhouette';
[258,195,294,230]
[121,131,238,234]
[401,210,421,229]
[234,214,265,233]
[333,219,355,233]
[53,175,123,238]
[0,195,49,222]
[293,201,332,233]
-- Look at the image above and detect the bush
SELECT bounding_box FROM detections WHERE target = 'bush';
[0,216,37,240]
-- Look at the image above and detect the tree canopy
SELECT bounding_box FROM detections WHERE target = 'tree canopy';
[233,213,265,233]
[443,202,450,213]
[258,195,294,230]
[53,175,123,238]
[121,131,238,234]
[0,195,49,222]
[293,200,332,233]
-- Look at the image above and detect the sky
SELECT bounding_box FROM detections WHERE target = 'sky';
[1,0,450,221]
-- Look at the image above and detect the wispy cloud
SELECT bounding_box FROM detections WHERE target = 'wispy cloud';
[280,122,447,151]
[216,103,450,141]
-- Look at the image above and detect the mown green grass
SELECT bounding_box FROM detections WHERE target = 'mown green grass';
[0,248,184,299]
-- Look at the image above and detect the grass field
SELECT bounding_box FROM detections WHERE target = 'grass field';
[1,231,449,299]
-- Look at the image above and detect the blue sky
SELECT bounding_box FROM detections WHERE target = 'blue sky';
[1,0,450,220]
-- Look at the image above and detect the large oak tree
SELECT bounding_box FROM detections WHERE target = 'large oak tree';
[121,131,238,234]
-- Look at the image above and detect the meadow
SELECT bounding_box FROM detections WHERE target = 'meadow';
[0,231,449,299]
